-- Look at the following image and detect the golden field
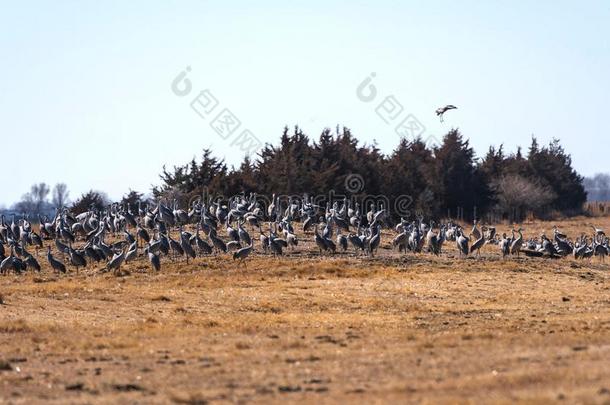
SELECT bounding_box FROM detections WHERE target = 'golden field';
[1,216,610,404]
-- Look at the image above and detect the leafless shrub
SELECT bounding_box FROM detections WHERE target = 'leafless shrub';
[52,183,70,208]
[492,175,556,222]
[584,173,610,202]
[155,186,187,206]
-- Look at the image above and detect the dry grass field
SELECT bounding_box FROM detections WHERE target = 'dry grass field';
[1,217,610,404]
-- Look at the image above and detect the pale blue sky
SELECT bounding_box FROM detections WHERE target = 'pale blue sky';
[1,0,609,206]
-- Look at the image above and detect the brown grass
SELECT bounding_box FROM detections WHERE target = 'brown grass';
[1,217,610,404]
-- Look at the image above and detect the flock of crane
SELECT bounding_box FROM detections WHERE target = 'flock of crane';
[0,193,608,275]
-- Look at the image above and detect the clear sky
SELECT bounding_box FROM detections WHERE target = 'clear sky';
[1,0,609,206]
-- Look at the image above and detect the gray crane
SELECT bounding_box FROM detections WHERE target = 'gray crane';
[268,234,283,256]
[593,238,608,262]
[348,232,365,253]
[24,253,41,272]
[106,248,126,274]
[226,219,239,242]
[168,233,184,260]
[315,229,330,254]
[46,246,66,274]
[470,234,486,257]
[68,243,87,274]
[368,225,381,257]
[393,231,408,253]
[336,231,348,252]
[591,225,605,238]
[192,224,213,255]
[436,105,457,122]
[125,241,139,263]
[238,221,251,246]
[510,228,523,256]
[209,229,227,253]
[233,242,253,267]
[456,228,469,257]
[0,247,15,274]
[469,220,481,240]
[180,228,196,263]
[145,245,161,272]
[499,233,511,258]
[286,230,298,250]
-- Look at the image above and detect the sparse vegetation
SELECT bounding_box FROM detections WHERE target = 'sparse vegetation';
[0,217,609,403]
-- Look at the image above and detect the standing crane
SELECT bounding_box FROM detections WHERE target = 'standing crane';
[46,246,66,274]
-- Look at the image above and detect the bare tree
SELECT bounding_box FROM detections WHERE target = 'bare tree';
[52,183,70,208]
[492,175,556,222]
[14,193,35,214]
[584,173,610,201]
[156,185,186,206]
[14,183,50,215]
[31,183,50,214]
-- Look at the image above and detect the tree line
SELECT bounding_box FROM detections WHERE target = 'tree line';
[3,126,596,222]
[7,183,70,217]
[154,126,588,222]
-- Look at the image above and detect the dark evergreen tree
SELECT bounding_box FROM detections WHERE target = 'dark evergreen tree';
[121,190,144,212]
[431,129,487,219]
[527,137,586,212]
[152,126,586,220]
[71,190,109,215]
